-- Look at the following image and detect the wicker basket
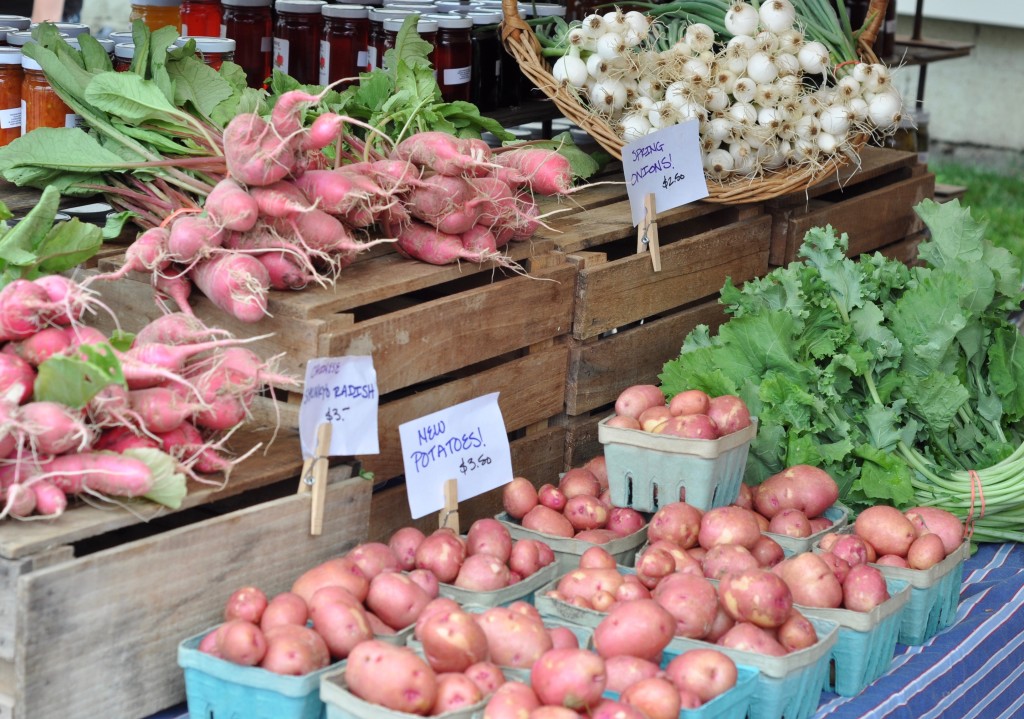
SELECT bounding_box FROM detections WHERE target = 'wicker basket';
[500,0,888,203]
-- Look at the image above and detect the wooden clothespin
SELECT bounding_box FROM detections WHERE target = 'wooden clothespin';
[439,478,460,534]
[636,193,662,272]
[297,423,332,535]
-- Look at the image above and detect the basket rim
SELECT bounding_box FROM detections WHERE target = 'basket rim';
[500,0,887,204]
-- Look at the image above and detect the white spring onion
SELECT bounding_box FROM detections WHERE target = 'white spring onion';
[778,29,804,53]
[603,9,629,35]
[648,100,680,129]
[865,63,893,92]
[836,76,862,101]
[795,114,822,139]
[706,116,735,141]
[778,119,798,140]
[685,23,716,54]
[587,53,611,79]
[635,96,656,112]
[848,97,869,121]
[706,86,730,112]
[664,81,691,106]
[701,135,723,153]
[732,77,756,103]
[677,99,708,122]
[553,52,589,88]
[816,131,840,154]
[798,41,829,75]
[746,51,779,84]
[704,148,736,178]
[728,101,757,128]
[595,32,627,61]
[818,105,852,135]
[638,77,666,101]
[566,28,593,52]
[581,14,607,39]
[711,68,738,94]
[867,91,903,130]
[778,96,803,122]
[623,28,645,48]
[620,112,653,139]
[759,0,796,33]
[775,52,801,77]
[683,58,712,85]
[726,34,756,55]
[590,78,628,115]
[730,141,757,174]
[755,82,781,107]
[757,106,782,128]
[852,63,874,83]
[623,10,651,36]
[776,74,802,98]
[724,2,759,37]
[754,31,781,53]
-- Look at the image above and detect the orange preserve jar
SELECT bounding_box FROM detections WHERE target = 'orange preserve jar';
[21,54,81,134]
[180,0,222,37]
[129,0,183,33]
[0,47,23,147]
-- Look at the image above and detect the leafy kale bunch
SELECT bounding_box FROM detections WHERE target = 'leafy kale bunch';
[660,199,1024,541]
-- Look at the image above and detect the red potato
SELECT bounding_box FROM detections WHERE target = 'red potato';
[509,539,545,577]
[291,557,369,605]
[573,529,618,544]
[855,505,917,557]
[408,568,440,598]
[655,413,719,440]
[389,526,427,571]
[647,540,703,576]
[415,528,467,583]
[705,603,737,643]
[199,625,226,657]
[224,586,268,624]
[309,593,374,660]
[583,456,608,491]
[590,590,616,612]
[903,506,965,556]
[550,626,581,650]
[777,610,818,652]
[260,624,330,675]
[538,484,568,512]
[668,389,712,416]
[818,551,852,583]
[614,384,666,420]
[508,600,543,624]
[591,701,645,719]
[466,518,514,562]
[477,606,553,668]
[529,706,582,719]
[503,477,539,520]
[579,546,617,569]
[842,564,890,612]
[531,648,607,710]
[702,544,760,580]
[218,619,267,666]
[638,405,673,433]
[634,546,675,589]
[875,555,910,568]
[646,501,703,548]
[557,568,625,603]
[346,542,402,580]
[665,648,738,704]
[414,597,464,641]
[465,662,506,695]
[706,394,752,436]
[750,536,786,568]
[615,579,652,603]
[522,505,575,538]
[734,483,754,510]
[433,673,484,715]
[652,573,719,639]
[698,506,762,550]
[768,508,813,538]
[809,516,834,534]
[717,622,788,656]
[773,553,843,609]
[484,681,540,719]
[603,655,661,693]
[620,677,681,719]
[365,571,432,630]
[455,553,512,591]
[606,507,645,537]
[564,495,609,532]
[420,608,489,673]
[831,534,870,567]
[346,641,437,715]
[753,465,839,520]
[605,415,642,430]
[260,591,308,632]
[559,467,602,499]
[593,599,676,661]
[718,569,793,629]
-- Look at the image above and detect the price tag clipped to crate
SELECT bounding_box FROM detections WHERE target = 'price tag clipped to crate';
[398,392,513,520]
[297,356,380,535]
[622,119,709,268]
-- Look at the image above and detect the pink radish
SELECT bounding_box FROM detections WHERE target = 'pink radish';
[153,271,195,316]
[0,353,36,404]
[257,251,317,290]
[190,253,271,323]
[292,169,386,217]
[88,383,150,428]
[128,387,207,434]
[0,280,56,341]
[19,401,93,455]
[93,425,162,452]
[89,226,172,282]
[223,113,300,187]
[62,324,112,349]
[388,219,509,266]
[249,180,313,218]
[33,275,90,325]
[39,451,155,497]
[3,484,37,518]
[391,131,493,177]
[158,422,235,475]
[167,213,227,264]
[493,148,573,195]
[205,178,259,232]
[302,112,346,151]
[132,313,231,347]
[11,327,73,366]
[29,480,67,516]
[270,89,323,137]
[461,225,500,254]
[123,336,256,377]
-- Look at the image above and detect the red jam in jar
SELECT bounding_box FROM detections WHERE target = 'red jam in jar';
[222,0,272,87]
[380,15,435,71]
[428,13,472,103]
[181,0,223,37]
[320,4,369,86]
[273,0,326,85]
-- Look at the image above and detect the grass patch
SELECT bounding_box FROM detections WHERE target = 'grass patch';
[931,161,1024,260]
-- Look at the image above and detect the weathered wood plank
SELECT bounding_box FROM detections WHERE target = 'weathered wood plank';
[11,470,369,719]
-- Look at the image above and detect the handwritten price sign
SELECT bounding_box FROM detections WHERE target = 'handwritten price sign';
[399,392,513,519]
[299,356,380,459]
[622,118,708,226]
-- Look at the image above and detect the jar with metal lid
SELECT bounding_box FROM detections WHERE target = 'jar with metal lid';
[7,31,70,48]
[320,4,369,86]
[222,0,272,88]
[108,30,135,44]
[273,0,326,84]
[0,27,17,47]
[465,9,500,111]
[381,16,436,70]
[383,1,437,10]
[434,1,473,12]
[21,55,80,134]
[30,22,91,38]
[181,0,222,37]
[427,13,472,103]
[130,0,183,33]
[0,47,22,146]
[178,35,236,68]
[113,42,136,71]
[96,38,115,58]
[0,16,32,32]
[367,7,412,70]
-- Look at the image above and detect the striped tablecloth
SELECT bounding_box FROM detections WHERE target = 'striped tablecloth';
[152,541,1023,719]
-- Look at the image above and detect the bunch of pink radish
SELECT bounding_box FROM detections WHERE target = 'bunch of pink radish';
[0,275,297,520]
[93,89,579,324]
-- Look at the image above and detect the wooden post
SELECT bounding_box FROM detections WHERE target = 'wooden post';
[439,478,460,533]
[637,193,662,272]
[297,423,332,536]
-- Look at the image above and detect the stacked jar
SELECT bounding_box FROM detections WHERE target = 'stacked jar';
[177,36,236,69]
[0,16,32,32]
[114,43,136,71]
[0,46,22,146]
[22,42,83,134]
[380,15,436,70]
[180,0,222,37]
[366,7,412,71]
[427,13,472,103]
[273,0,326,84]
[465,9,501,112]
[130,0,183,32]
[320,4,369,86]
[221,0,272,88]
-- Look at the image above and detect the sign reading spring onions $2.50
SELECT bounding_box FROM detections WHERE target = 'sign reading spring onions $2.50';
[399,392,513,519]
[299,356,380,459]
[622,118,709,226]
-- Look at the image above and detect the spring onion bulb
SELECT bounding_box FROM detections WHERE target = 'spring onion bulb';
[867,91,903,130]
[724,2,759,37]
[759,0,796,33]
[705,148,736,178]
[553,51,588,88]
[798,41,829,75]
[746,51,780,84]
[685,23,716,54]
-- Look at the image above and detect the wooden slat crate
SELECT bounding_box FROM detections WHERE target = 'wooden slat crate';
[0,436,370,719]
[766,147,936,266]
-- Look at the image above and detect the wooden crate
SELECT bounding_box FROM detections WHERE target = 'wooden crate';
[766,147,936,266]
[0,435,370,719]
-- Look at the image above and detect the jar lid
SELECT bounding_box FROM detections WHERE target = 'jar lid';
[434,1,473,11]
[322,4,369,18]
[21,55,42,71]
[132,0,182,6]
[31,22,92,37]
[96,38,114,52]
[0,15,32,31]
[0,47,22,65]
[177,35,237,52]
[369,7,414,20]
[465,9,501,24]
[522,2,564,16]
[222,0,272,6]
[426,13,473,28]
[108,31,135,41]
[6,30,70,47]
[114,42,136,59]
[382,16,438,32]
[275,0,327,12]
[383,4,437,12]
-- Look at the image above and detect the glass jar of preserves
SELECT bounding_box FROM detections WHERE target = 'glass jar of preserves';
[130,0,183,33]
[113,42,136,71]
[0,27,17,47]
[108,30,135,44]
[21,55,80,134]
[181,0,222,37]
[320,4,369,86]
[222,0,272,88]
[0,16,32,32]
[367,7,412,71]
[273,0,326,85]
[178,35,236,69]
[381,16,436,71]
[29,22,91,38]
[465,9,500,112]
[428,13,472,103]
[0,47,22,147]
